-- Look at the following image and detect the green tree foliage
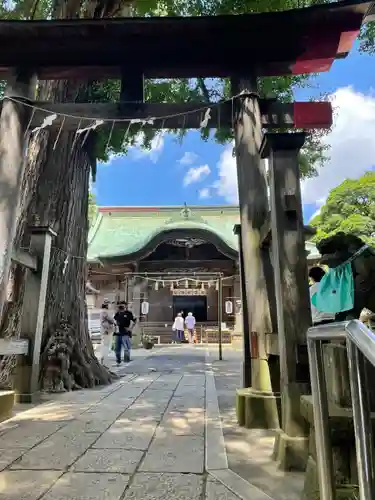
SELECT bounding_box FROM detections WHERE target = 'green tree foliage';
[0,0,330,178]
[88,191,98,226]
[310,171,375,245]
[359,22,375,54]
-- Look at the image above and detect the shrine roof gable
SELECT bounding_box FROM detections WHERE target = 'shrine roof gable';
[87,205,320,263]
[87,206,239,262]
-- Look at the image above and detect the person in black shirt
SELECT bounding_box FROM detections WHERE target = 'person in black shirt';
[114,302,136,364]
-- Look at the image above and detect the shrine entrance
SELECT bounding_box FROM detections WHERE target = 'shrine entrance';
[172,295,208,322]
[0,2,372,499]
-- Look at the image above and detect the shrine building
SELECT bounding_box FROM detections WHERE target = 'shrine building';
[86,205,319,341]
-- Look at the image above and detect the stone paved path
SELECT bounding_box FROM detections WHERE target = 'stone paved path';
[210,348,304,500]
[0,346,284,500]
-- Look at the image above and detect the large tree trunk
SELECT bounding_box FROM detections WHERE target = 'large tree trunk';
[0,79,113,390]
[0,0,131,390]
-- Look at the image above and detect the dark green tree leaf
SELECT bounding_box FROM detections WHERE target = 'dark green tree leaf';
[311,171,375,245]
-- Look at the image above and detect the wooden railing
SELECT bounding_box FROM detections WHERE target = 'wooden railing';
[139,322,234,344]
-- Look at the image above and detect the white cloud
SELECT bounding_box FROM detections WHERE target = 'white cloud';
[179,151,198,165]
[215,144,238,203]
[99,153,118,166]
[199,187,211,199]
[183,164,211,186]
[130,132,165,163]
[307,198,326,222]
[214,88,375,206]
[302,87,375,204]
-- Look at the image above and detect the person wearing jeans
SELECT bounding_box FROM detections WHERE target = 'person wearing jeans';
[114,302,136,364]
[115,333,132,363]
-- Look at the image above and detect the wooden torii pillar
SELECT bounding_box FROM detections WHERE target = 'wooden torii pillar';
[233,224,251,388]
[232,77,280,429]
[261,132,312,471]
[232,79,331,468]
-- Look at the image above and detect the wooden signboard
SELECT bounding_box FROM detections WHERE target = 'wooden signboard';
[172,289,207,296]
[0,338,29,356]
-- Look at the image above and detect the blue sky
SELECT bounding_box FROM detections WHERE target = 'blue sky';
[95,41,375,223]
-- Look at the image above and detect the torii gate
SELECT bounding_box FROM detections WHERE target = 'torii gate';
[0,0,372,471]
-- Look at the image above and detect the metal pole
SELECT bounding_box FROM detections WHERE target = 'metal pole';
[218,276,223,361]
[347,338,375,499]
[125,277,129,303]
[307,338,335,500]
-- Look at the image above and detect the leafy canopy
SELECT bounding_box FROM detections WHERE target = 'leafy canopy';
[310,171,375,246]
[0,0,331,178]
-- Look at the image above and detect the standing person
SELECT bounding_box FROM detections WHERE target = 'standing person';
[100,300,115,366]
[172,312,184,343]
[185,312,196,343]
[114,302,136,364]
[309,267,336,326]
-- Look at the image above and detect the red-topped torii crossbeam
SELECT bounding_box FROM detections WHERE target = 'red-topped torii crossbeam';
[0,0,371,79]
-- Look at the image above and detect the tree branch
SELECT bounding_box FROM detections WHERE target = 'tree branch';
[197,78,211,103]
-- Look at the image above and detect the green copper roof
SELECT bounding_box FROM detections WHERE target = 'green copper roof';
[87,205,320,262]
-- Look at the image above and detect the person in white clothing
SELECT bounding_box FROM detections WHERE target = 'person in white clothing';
[308,267,336,326]
[172,312,184,343]
[100,300,115,366]
[185,312,196,343]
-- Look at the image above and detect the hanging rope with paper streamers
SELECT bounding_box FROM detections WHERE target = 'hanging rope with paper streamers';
[4,93,250,145]
[116,274,237,287]
[62,256,69,276]
[200,108,211,128]
[31,113,57,135]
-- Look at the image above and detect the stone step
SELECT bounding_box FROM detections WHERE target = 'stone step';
[0,390,15,423]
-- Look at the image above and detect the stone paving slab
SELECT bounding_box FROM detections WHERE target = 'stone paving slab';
[131,375,160,385]
[41,472,129,500]
[122,401,170,420]
[140,435,204,473]
[0,347,302,500]
[174,385,205,397]
[72,448,143,474]
[167,397,205,413]
[155,374,182,383]
[61,417,114,434]
[84,399,135,416]
[0,421,65,449]
[138,393,173,403]
[178,375,206,386]
[146,382,179,391]
[210,469,275,500]
[11,429,100,470]
[0,448,28,471]
[105,388,145,400]
[118,410,161,424]
[206,477,242,500]
[121,472,203,500]
[157,413,205,436]
[93,420,158,450]
[141,389,174,400]
[9,402,89,423]
[205,371,228,471]
[0,470,62,500]
[0,419,19,434]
